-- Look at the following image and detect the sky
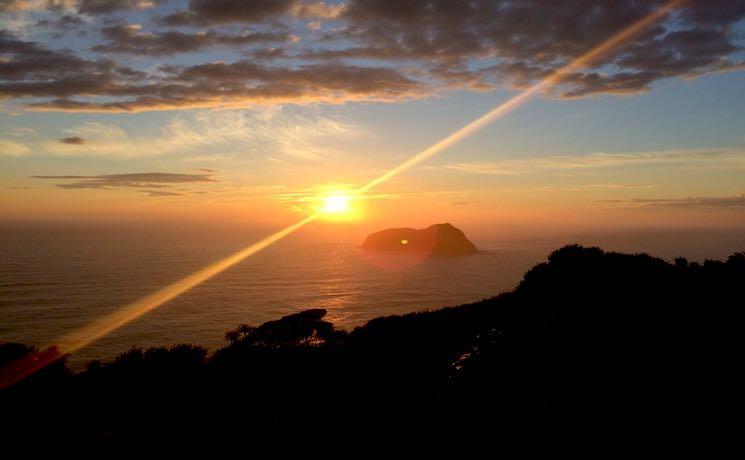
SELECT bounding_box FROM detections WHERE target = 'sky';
[1,0,744,234]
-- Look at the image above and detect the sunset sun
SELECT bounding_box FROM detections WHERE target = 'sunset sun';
[320,194,351,215]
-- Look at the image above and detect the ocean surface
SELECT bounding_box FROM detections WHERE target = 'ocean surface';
[2,221,744,367]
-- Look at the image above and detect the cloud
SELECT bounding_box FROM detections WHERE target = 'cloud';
[35,13,85,30]
[244,47,289,60]
[5,125,35,136]
[602,195,745,209]
[0,29,422,111]
[1,1,744,111]
[59,135,85,144]
[92,23,294,56]
[0,0,44,11]
[139,189,185,197]
[0,139,31,156]
[8,109,359,159]
[428,148,745,176]
[30,172,217,189]
[317,0,745,97]
[25,61,423,112]
[0,0,162,14]
[159,0,343,26]
[77,0,165,15]
[160,0,296,26]
[0,30,145,100]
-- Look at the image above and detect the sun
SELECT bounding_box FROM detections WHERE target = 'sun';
[315,191,362,221]
[320,194,351,214]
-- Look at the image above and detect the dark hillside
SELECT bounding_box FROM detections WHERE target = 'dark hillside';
[2,245,742,442]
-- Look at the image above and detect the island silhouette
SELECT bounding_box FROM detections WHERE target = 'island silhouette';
[362,223,478,255]
[1,245,741,443]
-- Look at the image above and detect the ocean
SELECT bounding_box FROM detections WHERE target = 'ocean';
[2,221,743,367]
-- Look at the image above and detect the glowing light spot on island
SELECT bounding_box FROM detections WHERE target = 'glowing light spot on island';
[401,239,408,245]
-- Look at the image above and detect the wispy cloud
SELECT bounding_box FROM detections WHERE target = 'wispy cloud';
[7,108,360,160]
[601,195,745,209]
[0,139,31,156]
[31,172,217,190]
[139,189,185,197]
[59,136,85,145]
[427,148,745,176]
[534,183,658,192]
[5,126,35,137]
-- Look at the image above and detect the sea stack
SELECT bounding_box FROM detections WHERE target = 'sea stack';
[362,223,478,255]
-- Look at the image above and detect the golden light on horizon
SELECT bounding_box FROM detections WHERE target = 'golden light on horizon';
[316,192,361,221]
[320,194,350,214]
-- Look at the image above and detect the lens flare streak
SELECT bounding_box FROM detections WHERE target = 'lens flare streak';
[0,214,317,389]
[357,0,687,194]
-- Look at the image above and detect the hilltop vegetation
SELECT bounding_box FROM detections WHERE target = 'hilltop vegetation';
[1,245,742,442]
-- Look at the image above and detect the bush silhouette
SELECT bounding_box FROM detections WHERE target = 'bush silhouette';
[2,245,742,442]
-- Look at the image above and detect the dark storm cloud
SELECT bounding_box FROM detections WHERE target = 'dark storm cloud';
[59,136,85,144]
[92,24,293,56]
[31,172,216,189]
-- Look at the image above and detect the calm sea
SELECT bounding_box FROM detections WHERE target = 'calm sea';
[2,221,743,367]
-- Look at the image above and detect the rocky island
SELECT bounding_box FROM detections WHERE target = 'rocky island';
[362,223,478,255]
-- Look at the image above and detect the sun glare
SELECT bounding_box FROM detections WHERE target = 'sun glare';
[320,195,350,214]
[317,193,360,221]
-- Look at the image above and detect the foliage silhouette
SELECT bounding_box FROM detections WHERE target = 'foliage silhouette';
[1,245,742,443]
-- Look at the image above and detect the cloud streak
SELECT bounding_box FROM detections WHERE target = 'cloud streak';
[31,172,217,190]
[0,139,31,156]
[5,109,359,159]
[428,148,745,176]
[59,136,85,144]
[602,195,745,208]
